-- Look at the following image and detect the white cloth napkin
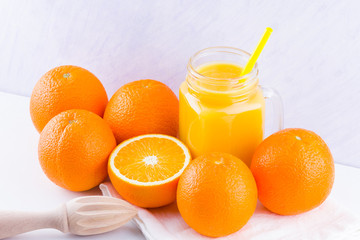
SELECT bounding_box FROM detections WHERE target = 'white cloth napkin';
[100,182,360,240]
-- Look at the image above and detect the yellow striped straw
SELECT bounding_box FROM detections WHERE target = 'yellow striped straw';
[240,27,273,76]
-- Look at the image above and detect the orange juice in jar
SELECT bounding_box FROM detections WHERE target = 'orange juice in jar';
[179,47,283,166]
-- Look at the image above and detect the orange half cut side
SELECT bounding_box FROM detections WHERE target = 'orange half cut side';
[108,134,191,208]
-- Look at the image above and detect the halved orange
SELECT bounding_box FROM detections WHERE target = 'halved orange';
[108,134,191,208]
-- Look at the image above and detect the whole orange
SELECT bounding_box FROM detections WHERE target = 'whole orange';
[103,80,179,143]
[177,152,257,237]
[250,128,335,215]
[30,65,108,132]
[38,109,116,191]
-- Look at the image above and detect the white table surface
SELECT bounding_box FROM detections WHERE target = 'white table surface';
[0,91,359,240]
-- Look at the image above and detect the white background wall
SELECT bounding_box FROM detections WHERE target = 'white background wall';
[0,0,359,167]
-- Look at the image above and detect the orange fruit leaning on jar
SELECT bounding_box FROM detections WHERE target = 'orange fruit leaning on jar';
[250,128,335,215]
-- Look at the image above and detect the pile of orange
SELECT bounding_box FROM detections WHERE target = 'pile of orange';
[175,129,334,237]
[31,65,335,238]
[32,65,180,192]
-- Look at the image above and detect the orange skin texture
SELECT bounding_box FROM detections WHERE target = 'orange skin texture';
[30,65,108,132]
[250,128,335,215]
[38,109,116,191]
[103,80,179,143]
[108,167,180,208]
[177,152,258,238]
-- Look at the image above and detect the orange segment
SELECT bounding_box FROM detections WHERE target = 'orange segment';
[108,134,191,208]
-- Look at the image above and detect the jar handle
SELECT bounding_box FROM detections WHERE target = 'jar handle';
[261,86,284,134]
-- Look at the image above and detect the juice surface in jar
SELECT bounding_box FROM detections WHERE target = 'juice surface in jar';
[179,62,265,166]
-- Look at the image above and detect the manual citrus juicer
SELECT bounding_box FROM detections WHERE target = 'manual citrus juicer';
[0,196,137,239]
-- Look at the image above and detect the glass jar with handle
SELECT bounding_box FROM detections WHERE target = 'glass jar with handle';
[179,46,283,166]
